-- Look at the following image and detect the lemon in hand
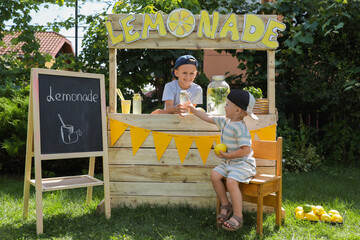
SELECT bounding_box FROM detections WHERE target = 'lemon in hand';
[214,143,227,155]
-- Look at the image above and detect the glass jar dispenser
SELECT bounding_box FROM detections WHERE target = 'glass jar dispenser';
[132,93,142,114]
[206,75,230,115]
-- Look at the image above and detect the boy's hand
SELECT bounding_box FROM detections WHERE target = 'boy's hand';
[177,103,189,116]
[216,151,229,159]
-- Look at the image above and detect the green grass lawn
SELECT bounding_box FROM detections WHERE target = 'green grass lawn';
[1,166,360,240]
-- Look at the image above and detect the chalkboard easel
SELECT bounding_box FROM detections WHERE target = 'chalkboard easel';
[22,69,111,234]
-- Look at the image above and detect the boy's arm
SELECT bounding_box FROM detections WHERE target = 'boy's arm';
[189,105,215,124]
[164,100,193,114]
[217,146,251,159]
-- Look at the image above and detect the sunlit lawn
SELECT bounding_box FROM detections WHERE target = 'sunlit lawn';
[1,166,359,239]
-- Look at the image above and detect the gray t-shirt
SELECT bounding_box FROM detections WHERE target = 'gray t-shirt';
[162,80,203,106]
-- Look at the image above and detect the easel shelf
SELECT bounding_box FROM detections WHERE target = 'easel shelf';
[30,175,104,192]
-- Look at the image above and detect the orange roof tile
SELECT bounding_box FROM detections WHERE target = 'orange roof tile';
[0,31,74,58]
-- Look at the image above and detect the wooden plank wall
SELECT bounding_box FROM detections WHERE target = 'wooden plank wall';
[108,114,277,210]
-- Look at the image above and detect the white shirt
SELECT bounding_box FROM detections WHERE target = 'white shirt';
[162,80,203,106]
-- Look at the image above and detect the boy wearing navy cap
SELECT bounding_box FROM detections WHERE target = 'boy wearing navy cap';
[189,89,258,231]
[151,55,203,114]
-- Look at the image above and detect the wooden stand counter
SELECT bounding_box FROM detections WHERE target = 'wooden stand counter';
[107,113,277,209]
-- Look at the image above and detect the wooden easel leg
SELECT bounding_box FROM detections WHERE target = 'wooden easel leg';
[23,83,34,220]
[22,154,32,219]
[35,156,43,235]
[86,156,96,205]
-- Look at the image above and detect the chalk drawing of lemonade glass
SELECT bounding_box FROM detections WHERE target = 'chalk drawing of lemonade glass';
[58,114,82,144]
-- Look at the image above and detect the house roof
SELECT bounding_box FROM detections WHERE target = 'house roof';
[0,31,74,58]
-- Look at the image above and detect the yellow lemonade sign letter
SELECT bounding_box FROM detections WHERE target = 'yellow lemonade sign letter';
[197,10,219,39]
[241,14,265,43]
[141,12,167,39]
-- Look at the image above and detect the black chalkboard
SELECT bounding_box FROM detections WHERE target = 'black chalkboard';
[38,73,103,154]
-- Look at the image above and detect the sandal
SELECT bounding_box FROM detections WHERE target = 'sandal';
[217,202,233,226]
[222,215,243,231]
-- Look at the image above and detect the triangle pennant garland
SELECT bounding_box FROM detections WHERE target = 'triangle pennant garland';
[129,126,151,155]
[212,135,221,145]
[110,119,129,146]
[152,131,173,161]
[194,136,216,165]
[109,119,277,164]
[174,135,194,164]
[255,124,277,141]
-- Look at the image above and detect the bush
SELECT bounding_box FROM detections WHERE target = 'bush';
[0,87,29,174]
[278,119,323,173]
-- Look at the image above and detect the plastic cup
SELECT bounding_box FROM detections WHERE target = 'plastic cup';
[121,100,131,114]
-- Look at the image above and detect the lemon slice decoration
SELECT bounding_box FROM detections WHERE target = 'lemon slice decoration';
[167,8,195,38]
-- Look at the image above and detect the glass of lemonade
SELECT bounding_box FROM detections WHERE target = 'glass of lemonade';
[121,100,131,114]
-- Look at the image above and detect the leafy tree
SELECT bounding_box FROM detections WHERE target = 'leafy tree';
[233,0,360,165]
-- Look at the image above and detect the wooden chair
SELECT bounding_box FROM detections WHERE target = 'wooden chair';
[216,137,283,235]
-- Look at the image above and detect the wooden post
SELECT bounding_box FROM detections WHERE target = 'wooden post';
[109,48,117,113]
[267,50,276,114]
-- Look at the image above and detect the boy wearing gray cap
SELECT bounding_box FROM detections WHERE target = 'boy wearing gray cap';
[189,89,258,231]
[152,55,203,114]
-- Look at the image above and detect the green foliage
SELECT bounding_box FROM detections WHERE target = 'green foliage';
[0,87,29,173]
[232,0,360,165]
[278,119,323,173]
[243,86,263,99]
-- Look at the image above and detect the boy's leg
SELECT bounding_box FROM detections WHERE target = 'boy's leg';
[211,170,232,223]
[223,178,243,228]
[210,170,228,205]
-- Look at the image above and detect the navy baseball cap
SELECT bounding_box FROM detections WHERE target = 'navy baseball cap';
[227,89,258,120]
[171,55,198,77]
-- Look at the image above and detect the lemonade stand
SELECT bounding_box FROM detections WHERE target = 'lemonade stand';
[104,9,285,210]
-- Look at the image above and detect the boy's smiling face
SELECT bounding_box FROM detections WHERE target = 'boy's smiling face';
[174,64,197,90]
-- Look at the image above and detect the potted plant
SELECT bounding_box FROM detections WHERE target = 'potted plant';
[243,87,268,114]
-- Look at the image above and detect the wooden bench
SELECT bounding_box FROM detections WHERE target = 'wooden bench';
[216,137,284,235]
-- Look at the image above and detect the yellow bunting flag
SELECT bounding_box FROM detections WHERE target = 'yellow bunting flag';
[213,135,221,145]
[174,135,194,164]
[255,124,277,141]
[152,131,173,161]
[194,136,216,165]
[250,130,256,140]
[129,126,151,155]
[110,119,129,146]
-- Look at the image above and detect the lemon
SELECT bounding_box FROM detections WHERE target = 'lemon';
[331,214,343,223]
[314,205,325,215]
[328,210,340,216]
[302,204,312,213]
[295,210,305,220]
[295,206,303,213]
[305,212,319,221]
[167,8,195,38]
[320,213,331,222]
[214,143,227,155]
